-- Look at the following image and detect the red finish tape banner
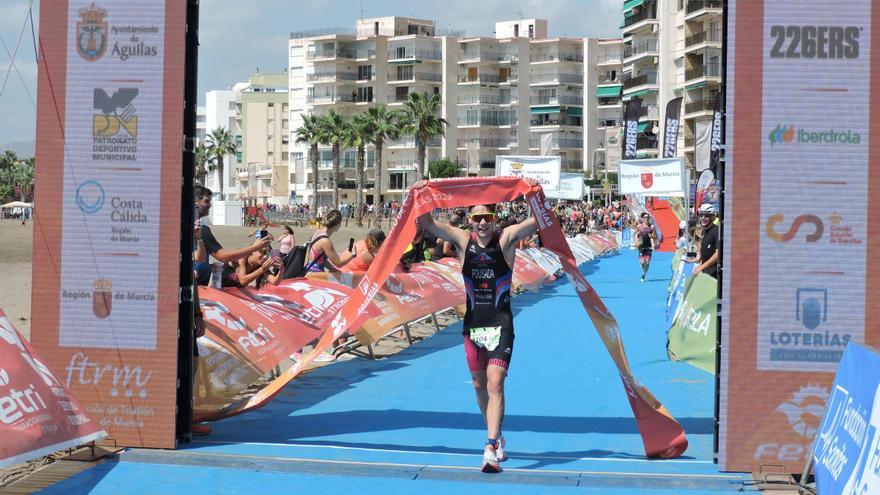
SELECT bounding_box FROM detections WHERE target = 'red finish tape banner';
[242,177,687,458]
[0,311,106,468]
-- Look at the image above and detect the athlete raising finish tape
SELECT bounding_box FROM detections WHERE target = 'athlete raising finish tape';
[415,178,540,473]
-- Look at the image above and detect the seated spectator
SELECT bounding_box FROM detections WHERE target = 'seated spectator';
[221,245,282,289]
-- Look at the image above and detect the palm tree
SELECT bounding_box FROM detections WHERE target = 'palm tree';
[206,127,237,200]
[402,92,447,178]
[295,114,322,216]
[343,114,374,227]
[194,141,209,185]
[364,105,402,203]
[317,110,346,207]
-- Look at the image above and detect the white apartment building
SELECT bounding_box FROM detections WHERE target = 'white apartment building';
[232,72,290,206]
[621,0,722,171]
[288,16,614,206]
[587,39,624,176]
[204,89,240,198]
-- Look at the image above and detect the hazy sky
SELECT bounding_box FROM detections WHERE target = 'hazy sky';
[0,0,622,148]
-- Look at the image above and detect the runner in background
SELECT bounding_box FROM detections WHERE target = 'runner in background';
[414,178,539,474]
[637,212,657,282]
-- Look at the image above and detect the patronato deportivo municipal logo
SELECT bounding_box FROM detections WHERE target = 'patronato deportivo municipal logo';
[76,3,108,61]
[93,88,138,138]
[769,124,861,145]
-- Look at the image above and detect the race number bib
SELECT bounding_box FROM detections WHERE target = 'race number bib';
[469,326,502,351]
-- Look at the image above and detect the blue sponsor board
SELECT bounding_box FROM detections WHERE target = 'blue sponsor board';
[666,261,695,327]
[813,342,880,493]
[621,227,633,247]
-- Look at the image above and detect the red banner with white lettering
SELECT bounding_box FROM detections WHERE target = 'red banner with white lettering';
[0,310,106,468]
[241,177,688,458]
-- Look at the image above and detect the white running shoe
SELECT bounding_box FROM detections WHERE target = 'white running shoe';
[496,434,507,462]
[481,445,502,473]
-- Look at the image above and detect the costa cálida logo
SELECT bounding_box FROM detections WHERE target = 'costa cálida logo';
[76,3,108,61]
[93,279,112,319]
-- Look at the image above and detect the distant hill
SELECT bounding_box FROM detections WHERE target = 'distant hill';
[0,141,35,158]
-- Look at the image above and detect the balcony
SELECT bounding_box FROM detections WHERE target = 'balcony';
[389,72,442,83]
[529,73,583,85]
[621,9,657,32]
[622,72,658,91]
[356,49,376,60]
[385,160,419,170]
[530,116,582,127]
[307,71,357,82]
[306,48,357,60]
[597,54,622,65]
[684,97,715,115]
[598,119,623,128]
[387,137,442,148]
[307,94,356,104]
[639,104,660,120]
[498,53,519,64]
[530,52,584,63]
[457,95,513,105]
[598,74,622,85]
[458,115,518,127]
[529,95,584,106]
[528,137,583,149]
[685,62,721,82]
[457,138,509,149]
[459,51,502,63]
[685,28,722,50]
[623,38,659,62]
[458,73,501,84]
[685,0,723,20]
[387,48,442,61]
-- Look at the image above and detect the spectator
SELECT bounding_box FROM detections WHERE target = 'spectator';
[690,204,719,278]
[345,229,386,271]
[221,247,282,289]
[307,209,355,273]
[278,226,295,256]
[194,186,270,285]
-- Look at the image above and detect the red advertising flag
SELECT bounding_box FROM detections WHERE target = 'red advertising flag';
[0,310,106,468]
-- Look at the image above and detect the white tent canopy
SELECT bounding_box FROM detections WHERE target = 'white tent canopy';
[1,201,33,209]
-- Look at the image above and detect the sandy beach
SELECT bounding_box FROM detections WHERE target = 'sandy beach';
[0,218,380,341]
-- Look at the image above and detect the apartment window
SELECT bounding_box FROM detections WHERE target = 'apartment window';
[358,65,372,80]
[395,87,409,102]
[514,24,519,37]
[228,101,235,111]
[408,25,418,35]
[290,65,303,71]
[390,172,405,190]
[397,65,413,80]
[357,86,373,102]
[396,46,407,59]
[374,22,379,35]
[528,24,534,39]
[678,0,684,9]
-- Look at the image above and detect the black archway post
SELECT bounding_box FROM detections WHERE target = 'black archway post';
[176,0,200,444]
[713,0,729,464]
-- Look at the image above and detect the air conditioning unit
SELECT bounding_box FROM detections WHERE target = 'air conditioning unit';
[652,24,659,33]
[653,57,659,64]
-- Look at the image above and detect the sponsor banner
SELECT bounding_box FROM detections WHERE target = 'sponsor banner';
[720,0,880,472]
[512,251,557,291]
[620,228,633,250]
[619,158,687,196]
[667,273,716,374]
[32,0,185,447]
[605,126,622,173]
[546,173,585,200]
[709,92,724,175]
[623,99,642,160]
[495,156,561,190]
[694,169,716,217]
[0,311,106,468]
[662,97,683,158]
[813,343,880,494]
[667,261,695,328]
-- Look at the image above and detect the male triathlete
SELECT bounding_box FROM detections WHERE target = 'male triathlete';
[415,179,539,473]
[637,212,657,282]
[690,203,719,278]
